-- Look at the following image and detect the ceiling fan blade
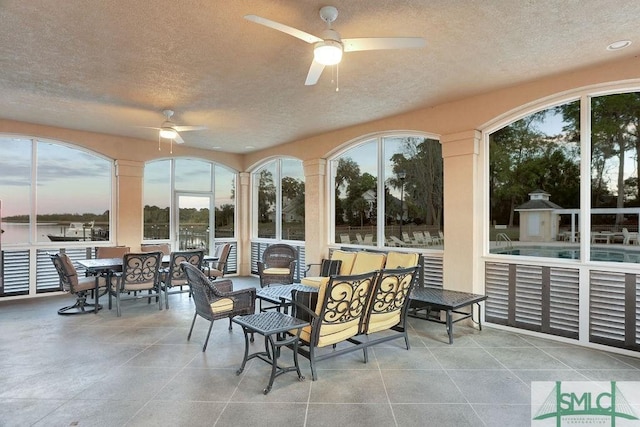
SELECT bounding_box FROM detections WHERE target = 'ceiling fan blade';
[343,37,426,52]
[173,125,207,132]
[305,60,325,86]
[173,132,185,144]
[244,14,322,44]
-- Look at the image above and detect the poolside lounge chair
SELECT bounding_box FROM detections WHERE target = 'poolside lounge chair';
[389,236,407,247]
[402,232,415,245]
[412,231,427,246]
[622,228,638,245]
[425,231,442,245]
[339,234,351,244]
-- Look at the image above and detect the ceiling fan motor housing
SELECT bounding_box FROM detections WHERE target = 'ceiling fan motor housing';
[319,6,339,24]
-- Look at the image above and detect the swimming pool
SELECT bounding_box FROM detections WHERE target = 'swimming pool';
[491,245,640,263]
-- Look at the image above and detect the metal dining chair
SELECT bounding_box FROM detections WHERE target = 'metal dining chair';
[108,251,163,316]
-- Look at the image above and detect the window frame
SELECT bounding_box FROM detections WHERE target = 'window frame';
[251,157,305,242]
[327,131,442,249]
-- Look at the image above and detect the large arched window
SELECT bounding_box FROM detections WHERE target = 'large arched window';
[253,158,305,241]
[488,90,640,264]
[143,158,236,253]
[485,88,640,352]
[330,134,442,248]
[0,137,112,245]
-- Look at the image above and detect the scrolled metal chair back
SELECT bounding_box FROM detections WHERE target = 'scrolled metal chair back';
[168,250,204,282]
[369,265,419,316]
[363,265,419,334]
[313,270,379,342]
[121,251,162,289]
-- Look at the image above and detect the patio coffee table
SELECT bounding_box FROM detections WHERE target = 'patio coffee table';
[409,287,487,344]
[233,311,309,394]
[256,284,318,313]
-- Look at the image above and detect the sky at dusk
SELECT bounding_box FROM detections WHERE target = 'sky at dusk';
[0,138,111,218]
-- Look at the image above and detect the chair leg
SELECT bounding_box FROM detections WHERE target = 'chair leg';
[116,291,121,317]
[404,331,411,350]
[309,346,318,381]
[228,317,233,331]
[57,292,99,315]
[203,320,214,352]
[187,313,197,341]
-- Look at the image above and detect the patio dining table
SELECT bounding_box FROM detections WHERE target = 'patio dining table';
[76,254,218,273]
[75,254,218,307]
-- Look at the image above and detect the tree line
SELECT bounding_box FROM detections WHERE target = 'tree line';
[490,92,640,227]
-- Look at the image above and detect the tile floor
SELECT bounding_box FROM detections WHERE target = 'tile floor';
[2,276,640,427]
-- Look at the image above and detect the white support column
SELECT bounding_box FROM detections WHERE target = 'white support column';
[114,160,144,250]
[237,172,251,275]
[441,130,481,294]
[303,159,327,266]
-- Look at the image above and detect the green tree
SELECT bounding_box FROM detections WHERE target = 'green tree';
[390,137,443,227]
[257,169,276,223]
[490,111,580,226]
[282,176,305,218]
[558,93,640,224]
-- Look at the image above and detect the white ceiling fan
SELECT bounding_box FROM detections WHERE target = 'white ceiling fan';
[149,109,207,144]
[245,5,426,86]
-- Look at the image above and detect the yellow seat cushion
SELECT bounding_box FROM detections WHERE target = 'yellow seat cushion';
[367,311,401,333]
[299,319,361,347]
[262,267,291,275]
[385,251,419,269]
[122,280,156,292]
[297,276,372,347]
[300,276,328,289]
[351,252,386,274]
[210,298,234,313]
[330,250,357,275]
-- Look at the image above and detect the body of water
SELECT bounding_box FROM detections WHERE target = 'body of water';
[1,222,102,245]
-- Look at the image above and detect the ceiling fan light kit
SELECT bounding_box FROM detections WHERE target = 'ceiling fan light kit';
[314,39,343,65]
[244,5,425,86]
[159,128,177,139]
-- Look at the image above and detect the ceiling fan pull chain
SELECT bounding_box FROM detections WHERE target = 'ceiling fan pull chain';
[158,134,161,151]
[336,63,339,92]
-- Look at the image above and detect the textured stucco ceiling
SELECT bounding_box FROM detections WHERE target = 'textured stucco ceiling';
[1,1,639,153]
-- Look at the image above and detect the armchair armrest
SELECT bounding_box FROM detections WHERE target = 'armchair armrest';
[304,262,322,276]
[257,261,266,275]
[209,279,233,294]
[287,290,319,324]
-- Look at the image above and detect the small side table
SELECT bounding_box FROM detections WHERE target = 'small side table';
[232,311,309,394]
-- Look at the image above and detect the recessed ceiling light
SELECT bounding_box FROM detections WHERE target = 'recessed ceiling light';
[606,40,631,51]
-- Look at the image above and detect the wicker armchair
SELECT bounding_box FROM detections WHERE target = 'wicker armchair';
[50,252,104,315]
[160,249,204,309]
[182,262,256,351]
[257,243,297,288]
